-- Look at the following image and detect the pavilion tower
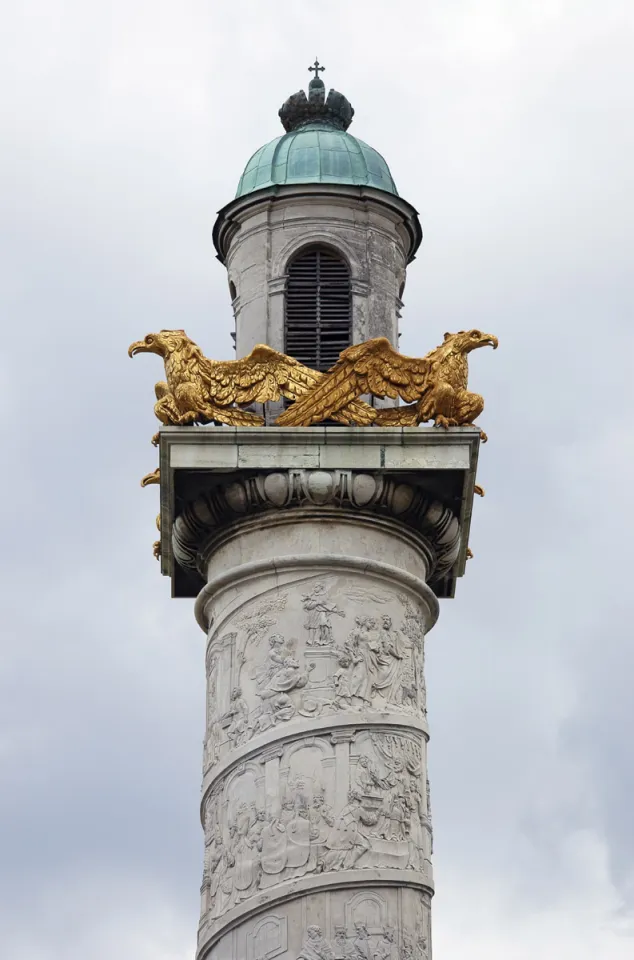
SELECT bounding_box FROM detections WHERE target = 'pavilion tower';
[135,62,491,960]
[213,61,421,423]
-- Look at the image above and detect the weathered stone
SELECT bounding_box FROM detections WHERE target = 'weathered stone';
[151,421,483,957]
[194,496,436,960]
[213,186,421,361]
[160,425,481,598]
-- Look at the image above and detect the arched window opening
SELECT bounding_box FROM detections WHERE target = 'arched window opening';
[284,246,352,371]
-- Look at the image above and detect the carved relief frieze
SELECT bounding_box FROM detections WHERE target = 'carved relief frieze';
[289,886,430,959]
[212,886,432,960]
[234,594,290,667]
[302,581,345,647]
[199,729,431,924]
[296,918,428,960]
[203,578,430,771]
[204,882,431,959]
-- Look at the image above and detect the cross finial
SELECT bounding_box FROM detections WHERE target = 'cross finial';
[308,58,325,81]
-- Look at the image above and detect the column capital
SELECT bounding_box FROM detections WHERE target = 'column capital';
[258,745,285,765]
[159,426,480,600]
[174,467,459,587]
[330,730,357,745]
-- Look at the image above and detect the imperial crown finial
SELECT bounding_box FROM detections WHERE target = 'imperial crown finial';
[279,63,354,132]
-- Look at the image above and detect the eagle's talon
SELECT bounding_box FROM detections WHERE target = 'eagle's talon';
[480,430,488,443]
[151,432,160,447]
[474,484,485,497]
[152,540,161,560]
[466,547,474,559]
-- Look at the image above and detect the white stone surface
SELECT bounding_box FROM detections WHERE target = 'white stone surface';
[162,432,479,597]
[215,186,420,359]
[194,506,436,960]
[204,885,432,959]
[202,520,431,588]
[166,426,480,471]
[157,427,483,957]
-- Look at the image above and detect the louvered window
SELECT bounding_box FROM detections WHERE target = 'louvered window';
[285,246,352,371]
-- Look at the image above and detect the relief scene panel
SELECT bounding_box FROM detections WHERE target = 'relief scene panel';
[203,575,429,769]
[200,729,432,926]
[205,887,431,960]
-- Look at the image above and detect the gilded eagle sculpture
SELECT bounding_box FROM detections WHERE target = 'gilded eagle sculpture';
[129,327,496,441]
[275,329,498,437]
[131,327,496,559]
[128,329,376,444]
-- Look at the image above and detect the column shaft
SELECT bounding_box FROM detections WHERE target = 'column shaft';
[196,511,436,960]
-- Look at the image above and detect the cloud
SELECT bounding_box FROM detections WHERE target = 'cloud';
[1,1,633,957]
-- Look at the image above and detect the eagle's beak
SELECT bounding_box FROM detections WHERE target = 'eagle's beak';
[128,340,149,357]
[482,334,498,350]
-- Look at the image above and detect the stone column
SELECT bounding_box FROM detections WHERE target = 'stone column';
[176,469,461,960]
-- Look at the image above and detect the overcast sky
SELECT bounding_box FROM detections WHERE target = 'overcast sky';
[1,2,633,958]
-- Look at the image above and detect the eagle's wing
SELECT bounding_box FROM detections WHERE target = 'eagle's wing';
[198,345,322,406]
[275,338,431,427]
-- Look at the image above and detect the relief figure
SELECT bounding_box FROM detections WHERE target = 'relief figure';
[374,927,397,960]
[376,616,406,702]
[223,687,249,746]
[296,924,335,960]
[302,581,345,647]
[380,777,410,842]
[258,783,333,886]
[307,793,334,871]
[354,756,411,843]
[318,790,371,872]
[283,799,312,878]
[248,634,315,735]
[333,927,355,959]
[235,594,288,667]
[349,922,372,960]
[402,930,428,959]
[206,652,219,720]
[203,729,220,769]
[205,839,235,917]
[399,596,427,713]
[332,652,355,708]
[404,781,428,870]
[260,811,288,877]
[201,812,218,889]
[355,755,394,796]
[342,616,407,708]
[254,635,312,699]
[230,803,262,902]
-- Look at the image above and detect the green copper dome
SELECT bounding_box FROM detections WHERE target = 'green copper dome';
[236,122,398,199]
[235,67,398,199]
